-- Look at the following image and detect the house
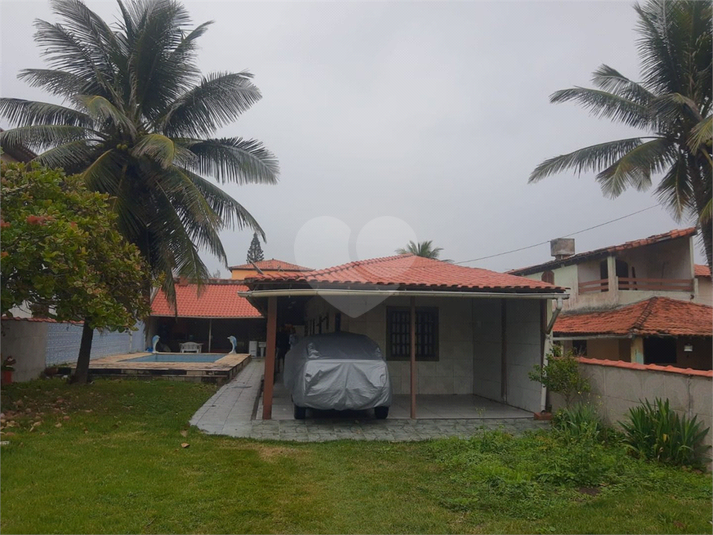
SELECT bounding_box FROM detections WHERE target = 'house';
[0,129,36,163]
[147,259,312,354]
[229,259,313,280]
[240,253,568,419]
[509,228,712,369]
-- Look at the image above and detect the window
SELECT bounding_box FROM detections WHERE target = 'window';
[386,307,439,360]
[541,270,555,284]
[572,340,587,356]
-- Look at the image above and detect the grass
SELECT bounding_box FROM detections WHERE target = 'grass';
[1,378,711,534]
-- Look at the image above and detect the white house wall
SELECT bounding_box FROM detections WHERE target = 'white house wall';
[504,299,544,412]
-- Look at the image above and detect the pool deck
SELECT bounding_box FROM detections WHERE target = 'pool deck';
[59,352,251,384]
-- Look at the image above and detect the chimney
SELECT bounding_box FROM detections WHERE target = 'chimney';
[550,238,575,261]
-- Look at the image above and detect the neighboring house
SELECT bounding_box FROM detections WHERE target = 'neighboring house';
[148,279,264,354]
[240,253,567,419]
[229,259,313,280]
[509,228,712,369]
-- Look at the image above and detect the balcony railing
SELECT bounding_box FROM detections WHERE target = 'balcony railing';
[578,277,694,294]
[578,279,609,294]
[617,277,694,292]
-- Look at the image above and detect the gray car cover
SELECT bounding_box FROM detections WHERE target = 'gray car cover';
[283,332,392,411]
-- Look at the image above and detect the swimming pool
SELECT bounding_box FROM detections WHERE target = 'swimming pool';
[126,353,227,363]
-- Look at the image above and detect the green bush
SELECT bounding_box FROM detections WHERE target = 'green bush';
[529,345,590,407]
[553,402,602,442]
[620,398,711,468]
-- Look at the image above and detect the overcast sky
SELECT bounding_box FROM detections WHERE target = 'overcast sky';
[1,0,703,275]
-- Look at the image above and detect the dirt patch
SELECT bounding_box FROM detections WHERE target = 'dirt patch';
[577,486,601,497]
[244,443,305,461]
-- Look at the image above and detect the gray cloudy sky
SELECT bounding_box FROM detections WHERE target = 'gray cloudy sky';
[1,0,703,275]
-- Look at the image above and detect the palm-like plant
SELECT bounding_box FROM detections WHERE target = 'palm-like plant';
[529,0,712,268]
[396,240,450,261]
[0,0,279,305]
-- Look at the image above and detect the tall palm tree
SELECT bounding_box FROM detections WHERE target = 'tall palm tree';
[0,0,278,382]
[529,0,712,269]
[396,240,450,261]
[0,0,279,304]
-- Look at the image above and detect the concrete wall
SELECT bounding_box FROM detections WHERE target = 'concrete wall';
[302,295,545,412]
[553,359,712,447]
[696,277,712,306]
[1,318,146,381]
[1,319,49,382]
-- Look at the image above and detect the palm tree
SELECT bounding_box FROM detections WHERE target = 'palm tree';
[0,0,279,380]
[396,240,450,261]
[529,0,712,269]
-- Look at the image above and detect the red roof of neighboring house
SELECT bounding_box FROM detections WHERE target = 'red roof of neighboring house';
[510,227,697,276]
[695,264,711,278]
[577,357,713,378]
[554,297,712,337]
[151,280,262,318]
[247,254,565,293]
[228,258,313,272]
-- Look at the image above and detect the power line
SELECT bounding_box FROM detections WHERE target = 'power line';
[455,204,662,265]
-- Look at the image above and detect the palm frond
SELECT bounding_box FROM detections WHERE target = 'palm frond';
[551,87,653,128]
[529,138,646,183]
[0,124,90,151]
[591,64,655,104]
[17,68,98,98]
[161,72,261,137]
[76,95,136,136]
[688,115,712,155]
[654,154,693,221]
[33,139,98,172]
[131,134,177,168]
[596,137,673,197]
[184,137,279,185]
[0,98,92,127]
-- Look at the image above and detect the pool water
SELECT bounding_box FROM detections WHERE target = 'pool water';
[127,353,227,363]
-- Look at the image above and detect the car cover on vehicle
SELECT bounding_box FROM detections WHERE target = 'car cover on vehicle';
[283,332,392,411]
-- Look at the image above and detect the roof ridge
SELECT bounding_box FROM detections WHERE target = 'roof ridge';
[309,253,415,276]
[631,297,659,334]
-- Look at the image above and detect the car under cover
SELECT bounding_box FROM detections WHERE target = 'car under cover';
[283,332,392,411]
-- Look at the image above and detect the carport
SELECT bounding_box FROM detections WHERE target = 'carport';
[240,254,568,420]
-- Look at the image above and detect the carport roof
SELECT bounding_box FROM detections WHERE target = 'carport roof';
[151,280,263,318]
[554,297,713,338]
[245,254,565,293]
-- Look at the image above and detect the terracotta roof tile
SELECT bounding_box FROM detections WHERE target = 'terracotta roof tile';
[554,297,712,337]
[151,281,262,318]
[228,258,313,272]
[510,227,697,276]
[695,264,711,278]
[577,357,713,377]
[247,254,565,293]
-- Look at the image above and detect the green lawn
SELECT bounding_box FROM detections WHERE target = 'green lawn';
[1,379,710,534]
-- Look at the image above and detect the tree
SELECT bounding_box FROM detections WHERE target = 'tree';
[1,163,150,383]
[246,232,265,264]
[0,0,279,306]
[529,0,712,269]
[396,240,450,261]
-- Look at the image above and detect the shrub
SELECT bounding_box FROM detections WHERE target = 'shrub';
[553,402,602,442]
[529,345,590,407]
[620,398,711,468]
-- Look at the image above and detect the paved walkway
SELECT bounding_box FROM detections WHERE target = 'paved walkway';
[190,358,550,442]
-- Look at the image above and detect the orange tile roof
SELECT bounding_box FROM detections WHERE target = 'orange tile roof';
[228,258,313,272]
[695,264,711,278]
[151,280,262,318]
[577,357,713,378]
[554,297,712,337]
[247,254,565,293]
[510,227,697,276]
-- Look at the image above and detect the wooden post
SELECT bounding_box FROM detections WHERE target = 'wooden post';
[500,299,508,403]
[410,296,417,419]
[208,318,212,353]
[262,296,277,420]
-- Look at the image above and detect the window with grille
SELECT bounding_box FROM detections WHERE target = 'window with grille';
[386,307,439,360]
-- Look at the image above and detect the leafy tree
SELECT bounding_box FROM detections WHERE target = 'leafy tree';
[529,0,712,268]
[246,232,264,264]
[0,0,279,305]
[1,163,150,383]
[528,345,590,408]
[396,240,450,261]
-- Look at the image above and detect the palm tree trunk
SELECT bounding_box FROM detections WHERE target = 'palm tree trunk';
[72,318,94,384]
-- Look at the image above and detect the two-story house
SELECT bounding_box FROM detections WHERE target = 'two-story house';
[509,228,712,370]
